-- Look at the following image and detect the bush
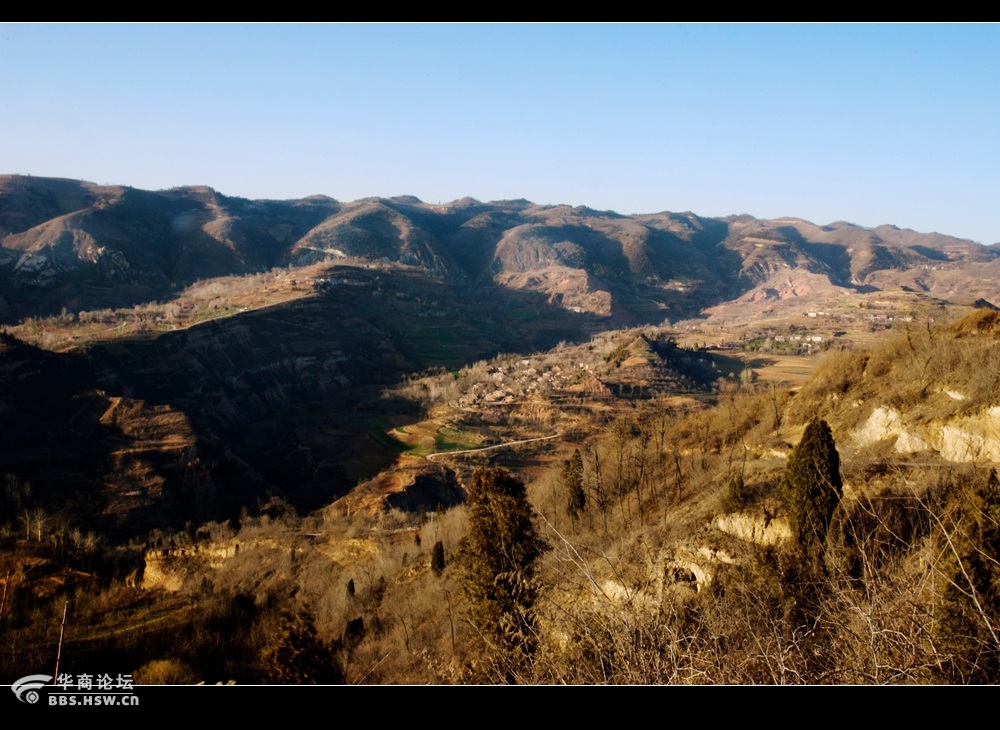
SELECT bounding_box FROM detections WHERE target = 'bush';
[133,659,199,685]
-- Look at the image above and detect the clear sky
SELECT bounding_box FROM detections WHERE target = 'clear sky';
[2,23,998,244]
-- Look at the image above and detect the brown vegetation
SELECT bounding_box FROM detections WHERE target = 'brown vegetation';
[3,266,1000,683]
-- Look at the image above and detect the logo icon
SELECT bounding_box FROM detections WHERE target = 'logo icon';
[12,675,52,704]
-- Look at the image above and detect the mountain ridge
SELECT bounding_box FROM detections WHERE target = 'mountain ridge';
[3,175,998,324]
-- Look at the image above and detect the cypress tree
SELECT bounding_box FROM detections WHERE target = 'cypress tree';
[431,540,446,576]
[456,467,547,681]
[782,418,843,560]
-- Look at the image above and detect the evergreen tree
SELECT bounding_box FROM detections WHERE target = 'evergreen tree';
[767,420,844,670]
[456,467,547,681]
[431,540,446,576]
[782,418,843,563]
[563,449,586,520]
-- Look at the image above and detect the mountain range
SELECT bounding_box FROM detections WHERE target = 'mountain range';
[2,174,998,324]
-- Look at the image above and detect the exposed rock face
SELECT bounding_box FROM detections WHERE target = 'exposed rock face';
[141,550,187,592]
[714,510,792,547]
[495,266,613,317]
[855,405,1000,462]
[142,541,242,592]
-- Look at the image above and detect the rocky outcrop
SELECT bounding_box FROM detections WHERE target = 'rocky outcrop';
[714,509,792,547]
[855,405,1000,462]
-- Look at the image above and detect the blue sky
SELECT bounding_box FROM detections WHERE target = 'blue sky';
[2,23,999,244]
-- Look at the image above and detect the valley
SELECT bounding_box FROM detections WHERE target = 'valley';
[1,175,999,684]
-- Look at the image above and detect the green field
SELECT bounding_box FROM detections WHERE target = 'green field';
[433,425,478,452]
